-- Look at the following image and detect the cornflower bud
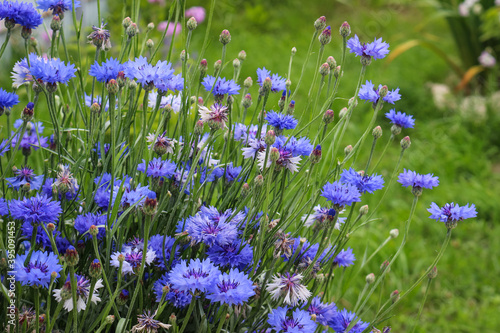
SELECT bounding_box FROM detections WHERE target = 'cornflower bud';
[243,77,253,89]
[339,21,351,37]
[107,79,119,94]
[22,102,34,122]
[339,107,348,119]
[390,290,400,303]
[180,50,188,62]
[359,205,369,216]
[146,39,154,49]
[238,50,247,61]
[214,59,222,75]
[334,65,342,78]
[366,273,375,284]
[270,147,280,162]
[319,26,332,45]
[378,85,389,98]
[389,229,399,239]
[428,266,438,279]
[323,109,334,124]
[233,58,241,69]
[265,130,276,146]
[128,80,137,91]
[64,246,79,266]
[372,126,383,139]
[291,47,297,55]
[194,120,204,135]
[390,124,401,136]
[242,94,252,109]
[30,36,38,47]
[89,225,99,237]
[310,145,322,164]
[344,145,353,156]
[380,260,390,273]
[319,63,330,77]
[187,17,197,30]
[169,314,177,325]
[219,29,231,45]
[47,223,56,233]
[286,100,295,115]
[105,315,115,325]
[117,289,129,306]
[126,23,139,38]
[314,16,327,31]
[261,77,272,95]
[400,136,411,150]
[254,174,264,187]
[89,259,102,278]
[117,71,126,87]
[241,183,251,197]
[122,17,132,28]
[51,15,62,31]
[326,56,336,69]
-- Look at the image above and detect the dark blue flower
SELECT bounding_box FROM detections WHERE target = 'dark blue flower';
[359,80,401,105]
[14,250,62,288]
[340,168,384,194]
[206,269,255,305]
[398,169,439,190]
[321,181,361,208]
[306,296,337,326]
[268,306,317,332]
[153,273,192,308]
[0,88,19,112]
[256,67,286,92]
[37,0,80,14]
[29,55,76,84]
[74,213,107,239]
[21,221,53,248]
[169,258,221,293]
[347,34,390,60]
[428,202,477,223]
[9,194,62,225]
[6,166,44,190]
[149,234,179,270]
[89,58,124,83]
[206,240,253,270]
[265,111,298,132]
[201,75,240,97]
[137,157,177,178]
[328,309,369,333]
[385,109,415,129]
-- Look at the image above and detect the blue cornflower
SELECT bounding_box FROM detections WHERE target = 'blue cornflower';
[306,296,337,326]
[206,240,253,270]
[334,248,356,267]
[359,80,401,105]
[201,75,240,98]
[74,213,107,239]
[301,205,346,229]
[137,157,177,178]
[347,34,390,61]
[321,181,361,208]
[124,57,175,89]
[428,203,477,224]
[110,244,156,275]
[0,198,7,216]
[6,166,44,190]
[89,58,124,83]
[257,136,313,173]
[186,211,238,246]
[200,206,246,226]
[398,169,439,191]
[9,194,62,225]
[119,184,151,208]
[169,258,221,293]
[340,168,384,194]
[10,119,49,152]
[0,1,43,30]
[256,67,286,92]
[224,163,242,183]
[153,273,192,308]
[206,269,255,305]
[268,307,317,333]
[37,0,80,14]
[85,94,110,112]
[14,250,62,288]
[265,111,298,133]
[0,88,19,113]
[157,73,184,92]
[385,109,415,129]
[149,234,179,270]
[29,55,76,84]
[0,139,10,156]
[328,309,370,333]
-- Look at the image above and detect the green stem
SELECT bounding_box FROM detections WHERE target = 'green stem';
[0,28,12,60]
[178,295,196,333]
[69,266,78,333]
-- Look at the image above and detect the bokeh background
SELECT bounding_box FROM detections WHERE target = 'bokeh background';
[1,0,500,331]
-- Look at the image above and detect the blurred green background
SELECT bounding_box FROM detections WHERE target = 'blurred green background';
[1,0,500,331]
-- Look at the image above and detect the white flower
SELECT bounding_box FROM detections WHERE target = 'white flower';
[266,273,311,305]
[110,247,156,275]
[257,150,301,173]
[53,277,104,312]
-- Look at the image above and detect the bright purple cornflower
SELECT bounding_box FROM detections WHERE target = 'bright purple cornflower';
[265,111,298,133]
[29,55,77,85]
[398,169,439,190]
[385,109,415,129]
[328,309,370,333]
[14,250,62,288]
[201,75,240,99]
[9,194,62,225]
[206,269,255,305]
[37,0,80,14]
[359,80,401,105]
[340,168,384,194]
[0,88,19,113]
[347,34,390,61]
[0,1,43,30]
[185,211,238,246]
[428,202,477,225]
[6,166,44,190]
[306,296,337,326]
[168,258,221,293]
[153,273,192,308]
[206,240,253,270]
[321,181,361,208]
[74,213,107,239]
[223,163,242,183]
[268,307,317,333]
[334,248,356,267]
[149,234,179,270]
[256,67,286,92]
[137,157,176,178]
[89,58,124,83]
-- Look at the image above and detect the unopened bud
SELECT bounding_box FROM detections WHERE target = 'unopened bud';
[22,102,34,122]
[146,39,154,49]
[242,94,252,109]
[372,126,383,139]
[128,79,137,91]
[428,266,438,279]
[326,56,336,69]
[366,273,375,284]
[89,225,99,237]
[359,205,369,216]
[339,21,351,37]
[107,79,119,94]
[233,58,240,69]
[286,100,295,115]
[47,223,56,232]
[389,229,399,239]
[30,36,38,47]
[334,66,342,78]
[323,109,334,124]
[400,136,411,150]
[194,120,204,135]
[390,290,400,303]
[126,23,139,37]
[270,147,280,162]
[380,260,390,273]
[339,107,348,119]
[319,63,330,77]
[105,315,115,325]
[180,50,188,62]
[265,130,276,146]
[378,85,389,98]
[310,145,322,164]
[169,314,177,325]
[64,246,79,266]
[147,22,155,31]
[291,47,297,55]
[89,259,102,278]
[319,26,332,45]
[344,145,353,156]
[51,15,62,31]
[238,50,247,61]
[241,183,251,197]
[314,16,327,31]
[261,77,272,95]
[219,29,231,45]
[243,77,253,89]
[214,59,222,75]
[187,17,197,30]
[122,17,132,28]
[254,174,264,187]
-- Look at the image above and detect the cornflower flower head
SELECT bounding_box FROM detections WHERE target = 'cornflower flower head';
[206,240,253,270]
[149,234,179,270]
[52,164,79,196]
[169,258,221,293]
[131,311,171,333]
[153,273,192,308]
[347,34,390,62]
[266,272,311,305]
[328,309,370,333]
[29,55,77,85]
[340,168,385,194]
[385,109,415,129]
[147,132,176,156]
[37,0,80,14]
[110,245,156,275]
[321,180,361,209]
[118,184,152,209]
[428,202,477,229]
[6,166,44,190]
[198,103,229,130]
[9,194,62,225]
[256,67,287,92]
[206,269,256,305]
[185,211,238,246]
[0,1,43,31]
[265,110,298,135]
[301,205,346,229]
[234,123,267,144]
[137,157,177,178]
[148,91,182,112]
[89,58,124,83]
[257,136,312,173]
[53,274,103,312]
[0,198,8,216]
[268,306,317,332]
[87,22,111,49]
[306,296,337,326]
[156,73,184,92]
[11,57,32,87]
[0,88,19,114]
[15,250,62,288]
[0,139,10,156]
[398,169,439,196]
[199,205,246,226]
[74,212,107,239]
[124,57,175,90]
[334,248,356,267]
[359,80,401,105]
[201,75,240,101]
[10,123,49,152]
